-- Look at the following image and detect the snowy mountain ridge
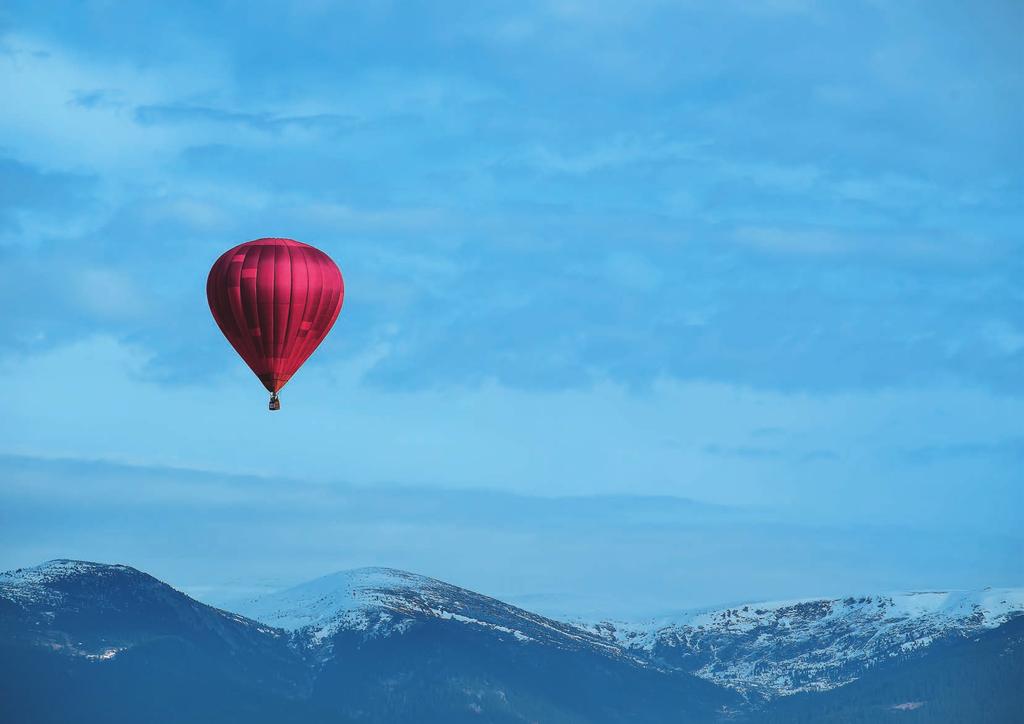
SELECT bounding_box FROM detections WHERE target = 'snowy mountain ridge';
[231,566,625,657]
[0,559,134,599]
[0,560,744,723]
[576,587,1024,698]
[0,559,285,666]
[579,587,1024,644]
[231,567,430,642]
[233,567,1024,699]
[5,560,1022,703]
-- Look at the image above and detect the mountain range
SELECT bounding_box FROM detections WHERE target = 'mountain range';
[1,560,1021,723]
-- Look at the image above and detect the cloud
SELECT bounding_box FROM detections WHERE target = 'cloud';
[0,1,1021,614]
[732,224,1016,264]
[800,449,840,463]
[68,88,118,109]
[601,252,663,292]
[2,453,1020,617]
[4,335,1022,536]
[702,444,784,460]
[512,136,700,176]
[981,320,1024,356]
[68,267,149,321]
[2,4,1020,397]
[0,156,96,236]
[899,438,1024,465]
[134,103,358,135]
[734,226,856,257]
[0,34,227,174]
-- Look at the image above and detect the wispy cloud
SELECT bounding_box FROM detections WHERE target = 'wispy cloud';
[898,438,1024,465]
[0,156,96,235]
[134,103,358,135]
[2,6,1021,393]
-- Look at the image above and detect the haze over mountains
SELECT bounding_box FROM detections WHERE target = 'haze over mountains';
[6,454,1021,619]
[2,559,1021,723]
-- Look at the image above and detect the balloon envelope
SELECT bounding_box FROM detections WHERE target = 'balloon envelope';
[207,238,344,395]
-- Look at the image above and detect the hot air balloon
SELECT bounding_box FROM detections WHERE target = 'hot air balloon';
[207,238,344,410]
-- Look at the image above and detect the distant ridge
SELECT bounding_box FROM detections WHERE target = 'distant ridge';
[574,587,1024,697]
[230,563,1024,700]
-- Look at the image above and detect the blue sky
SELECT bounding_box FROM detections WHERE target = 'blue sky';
[1,1,1021,614]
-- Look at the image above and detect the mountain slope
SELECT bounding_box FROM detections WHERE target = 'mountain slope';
[234,566,740,722]
[1,561,740,723]
[0,560,312,724]
[576,588,1024,700]
[752,614,1024,723]
[233,566,626,655]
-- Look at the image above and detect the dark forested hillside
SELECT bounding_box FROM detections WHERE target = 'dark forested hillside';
[752,615,1024,723]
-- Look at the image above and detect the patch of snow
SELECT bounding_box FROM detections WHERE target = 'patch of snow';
[441,612,534,642]
[232,567,618,656]
[0,560,135,609]
[232,567,438,640]
[891,701,926,711]
[84,647,122,661]
[573,588,1024,699]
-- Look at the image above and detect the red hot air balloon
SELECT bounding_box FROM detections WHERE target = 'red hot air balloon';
[207,238,344,410]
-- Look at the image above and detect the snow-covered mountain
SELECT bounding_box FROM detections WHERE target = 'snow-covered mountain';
[230,565,1024,702]
[0,558,282,649]
[576,588,1024,699]
[3,559,1023,723]
[232,566,626,657]
[0,559,313,724]
[0,560,735,723]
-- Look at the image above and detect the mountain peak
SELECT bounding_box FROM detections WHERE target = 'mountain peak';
[302,566,441,591]
[4,559,136,579]
[233,566,624,656]
[231,566,491,641]
[0,560,153,603]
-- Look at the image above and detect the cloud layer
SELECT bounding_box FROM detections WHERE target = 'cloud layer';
[1,1,1020,605]
[4,455,1020,616]
[1,1,1020,392]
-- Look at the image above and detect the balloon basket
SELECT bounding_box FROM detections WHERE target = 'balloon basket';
[269,393,281,411]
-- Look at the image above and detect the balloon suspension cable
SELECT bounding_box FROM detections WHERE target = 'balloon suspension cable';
[269,392,281,411]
